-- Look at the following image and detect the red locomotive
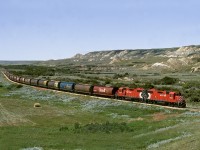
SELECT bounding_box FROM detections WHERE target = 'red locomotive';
[116,87,185,107]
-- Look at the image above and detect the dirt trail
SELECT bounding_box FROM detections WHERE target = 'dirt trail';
[0,103,35,126]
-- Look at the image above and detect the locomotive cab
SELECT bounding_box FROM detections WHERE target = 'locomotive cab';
[169,92,176,99]
[173,92,186,108]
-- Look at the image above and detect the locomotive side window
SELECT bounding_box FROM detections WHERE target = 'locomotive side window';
[170,94,175,99]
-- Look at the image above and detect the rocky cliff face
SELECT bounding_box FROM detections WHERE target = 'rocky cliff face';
[164,46,200,72]
[41,45,200,73]
[71,48,175,63]
[69,45,200,72]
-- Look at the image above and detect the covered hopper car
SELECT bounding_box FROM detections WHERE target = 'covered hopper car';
[74,84,93,95]
[93,86,118,98]
[59,82,75,92]
[38,79,48,88]
[47,80,60,90]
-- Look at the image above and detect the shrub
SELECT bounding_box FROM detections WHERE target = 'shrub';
[183,88,200,102]
[190,96,200,102]
[0,83,3,88]
[160,76,178,85]
[113,73,129,79]
[16,84,23,88]
[142,82,154,89]
[59,126,69,131]
[105,79,111,85]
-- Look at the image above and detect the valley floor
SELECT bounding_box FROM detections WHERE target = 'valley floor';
[0,73,200,150]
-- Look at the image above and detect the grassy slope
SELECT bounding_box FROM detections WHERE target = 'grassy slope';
[0,73,200,150]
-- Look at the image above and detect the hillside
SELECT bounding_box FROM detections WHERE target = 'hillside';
[38,45,200,73]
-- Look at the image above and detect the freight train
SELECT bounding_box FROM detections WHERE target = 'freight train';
[3,71,186,108]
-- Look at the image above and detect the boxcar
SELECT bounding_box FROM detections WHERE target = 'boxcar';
[38,79,48,88]
[74,84,93,95]
[24,78,31,85]
[47,80,60,90]
[30,79,39,86]
[93,86,118,97]
[59,81,75,92]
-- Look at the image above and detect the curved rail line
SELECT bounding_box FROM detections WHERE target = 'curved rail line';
[2,72,200,112]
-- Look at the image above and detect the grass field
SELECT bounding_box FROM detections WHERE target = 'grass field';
[0,72,200,150]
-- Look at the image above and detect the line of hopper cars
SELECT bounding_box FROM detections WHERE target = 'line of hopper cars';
[3,71,186,108]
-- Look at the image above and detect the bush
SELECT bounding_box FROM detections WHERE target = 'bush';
[183,81,200,89]
[160,76,178,85]
[113,73,129,79]
[59,126,69,131]
[183,89,200,102]
[142,82,154,89]
[0,83,3,88]
[190,96,200,102]
[105,79,111,85]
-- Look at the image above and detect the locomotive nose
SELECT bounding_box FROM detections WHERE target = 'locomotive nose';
[178,96,186,108]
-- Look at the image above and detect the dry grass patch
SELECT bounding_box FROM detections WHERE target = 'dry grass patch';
[152,112,180,121]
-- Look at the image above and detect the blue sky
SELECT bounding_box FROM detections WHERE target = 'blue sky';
[0,0,200,60]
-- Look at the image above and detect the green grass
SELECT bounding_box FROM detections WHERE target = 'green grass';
[0,72,200,150]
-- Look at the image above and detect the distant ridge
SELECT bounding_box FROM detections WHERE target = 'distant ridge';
[3,45,197,73]
[0,61,40,65]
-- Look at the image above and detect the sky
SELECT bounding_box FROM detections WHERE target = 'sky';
[0,0,200,60]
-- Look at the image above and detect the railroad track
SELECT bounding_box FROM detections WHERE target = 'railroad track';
[2,72,200,113]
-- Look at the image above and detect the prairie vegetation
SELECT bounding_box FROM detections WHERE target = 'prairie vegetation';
[5,64,200,102]
[0,61,200,149]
